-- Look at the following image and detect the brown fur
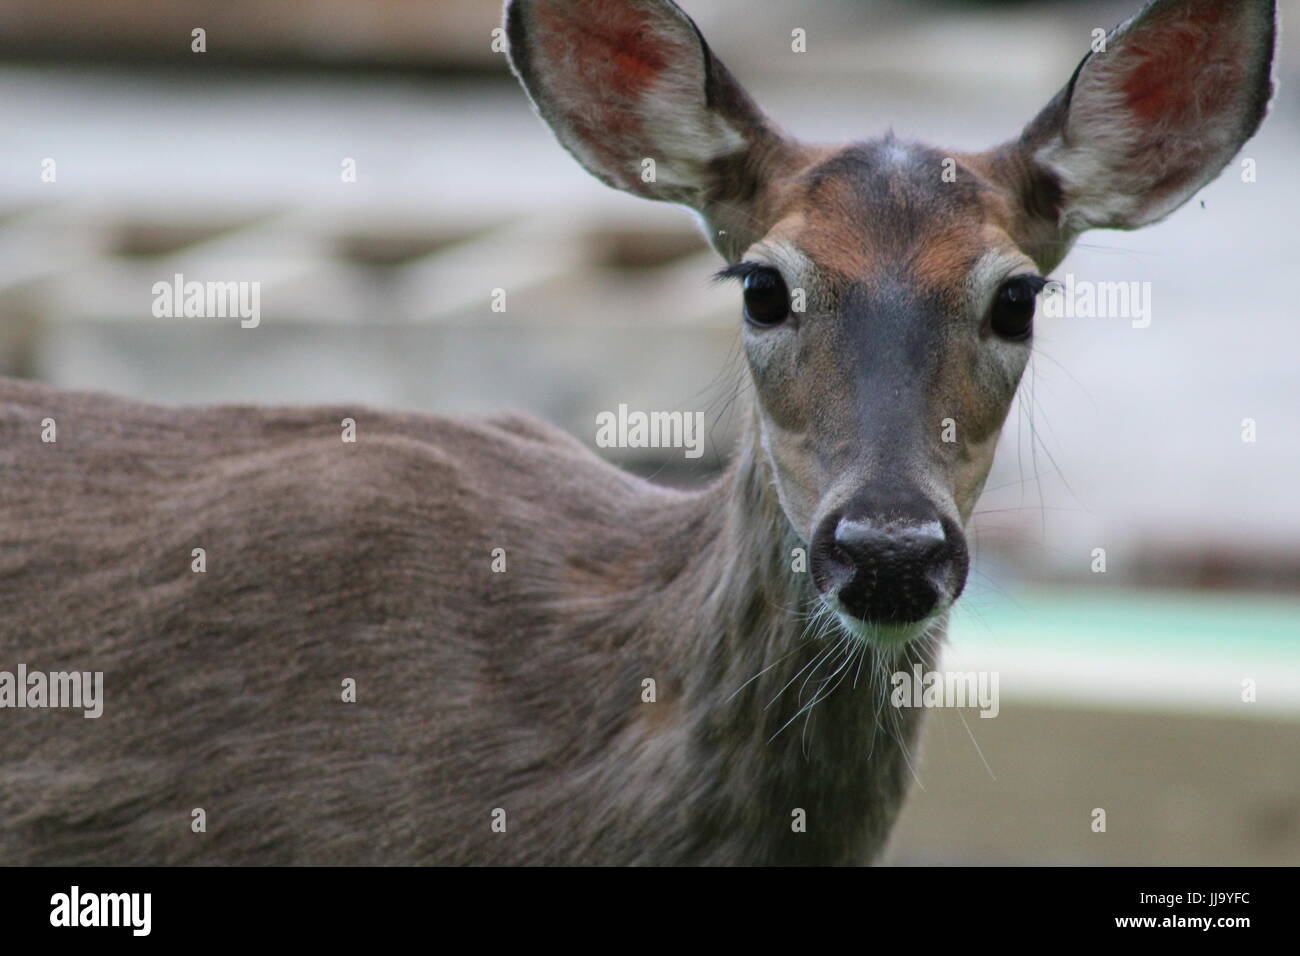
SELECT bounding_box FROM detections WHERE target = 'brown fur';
[0,379,928,864]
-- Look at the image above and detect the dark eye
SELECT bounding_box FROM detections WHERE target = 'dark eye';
[742,267,790,327]
[990,276,1041,340]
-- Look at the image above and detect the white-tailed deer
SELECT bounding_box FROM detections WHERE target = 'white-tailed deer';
[0,0,1276,865]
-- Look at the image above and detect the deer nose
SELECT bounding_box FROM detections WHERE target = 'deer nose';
[810,508,967,625]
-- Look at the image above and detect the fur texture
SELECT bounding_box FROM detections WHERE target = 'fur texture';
[1032,0,1277,232]
[0,378,929,864]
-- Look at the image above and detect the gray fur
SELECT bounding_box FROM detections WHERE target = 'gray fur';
[0,378,927,864]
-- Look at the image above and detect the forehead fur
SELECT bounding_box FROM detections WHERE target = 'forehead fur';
[777,137,1012,287]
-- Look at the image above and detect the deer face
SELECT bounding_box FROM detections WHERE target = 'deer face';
[719,139,1045,630]
[505,0,1275,639]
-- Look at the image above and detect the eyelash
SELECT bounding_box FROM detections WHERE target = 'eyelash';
[713,261,770,284]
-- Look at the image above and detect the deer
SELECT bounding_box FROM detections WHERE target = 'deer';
[0,0,1276,865]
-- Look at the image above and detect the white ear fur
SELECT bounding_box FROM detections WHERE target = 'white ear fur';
[1032,0,1275,233]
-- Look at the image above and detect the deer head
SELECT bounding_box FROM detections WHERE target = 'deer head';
[504,0,1276,642]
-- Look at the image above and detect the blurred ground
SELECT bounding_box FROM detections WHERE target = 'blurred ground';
[890,703,1300,865]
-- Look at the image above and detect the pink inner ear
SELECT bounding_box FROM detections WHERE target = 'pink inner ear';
[537,1,670,103]
[1120,2,1244,125]
[534,0,691,190]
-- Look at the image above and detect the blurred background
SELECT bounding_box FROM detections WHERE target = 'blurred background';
[1,0,1296,864]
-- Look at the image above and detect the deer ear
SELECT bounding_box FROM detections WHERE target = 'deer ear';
[1015,0,1276,235]
[504,0,787,251]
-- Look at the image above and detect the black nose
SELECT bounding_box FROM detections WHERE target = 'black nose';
[810,505,967,625]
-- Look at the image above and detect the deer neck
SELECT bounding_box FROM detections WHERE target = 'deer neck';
[628,408,936,862]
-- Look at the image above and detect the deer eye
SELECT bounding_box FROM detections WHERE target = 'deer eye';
[990,275,1042,340]
[742,268,790,327]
